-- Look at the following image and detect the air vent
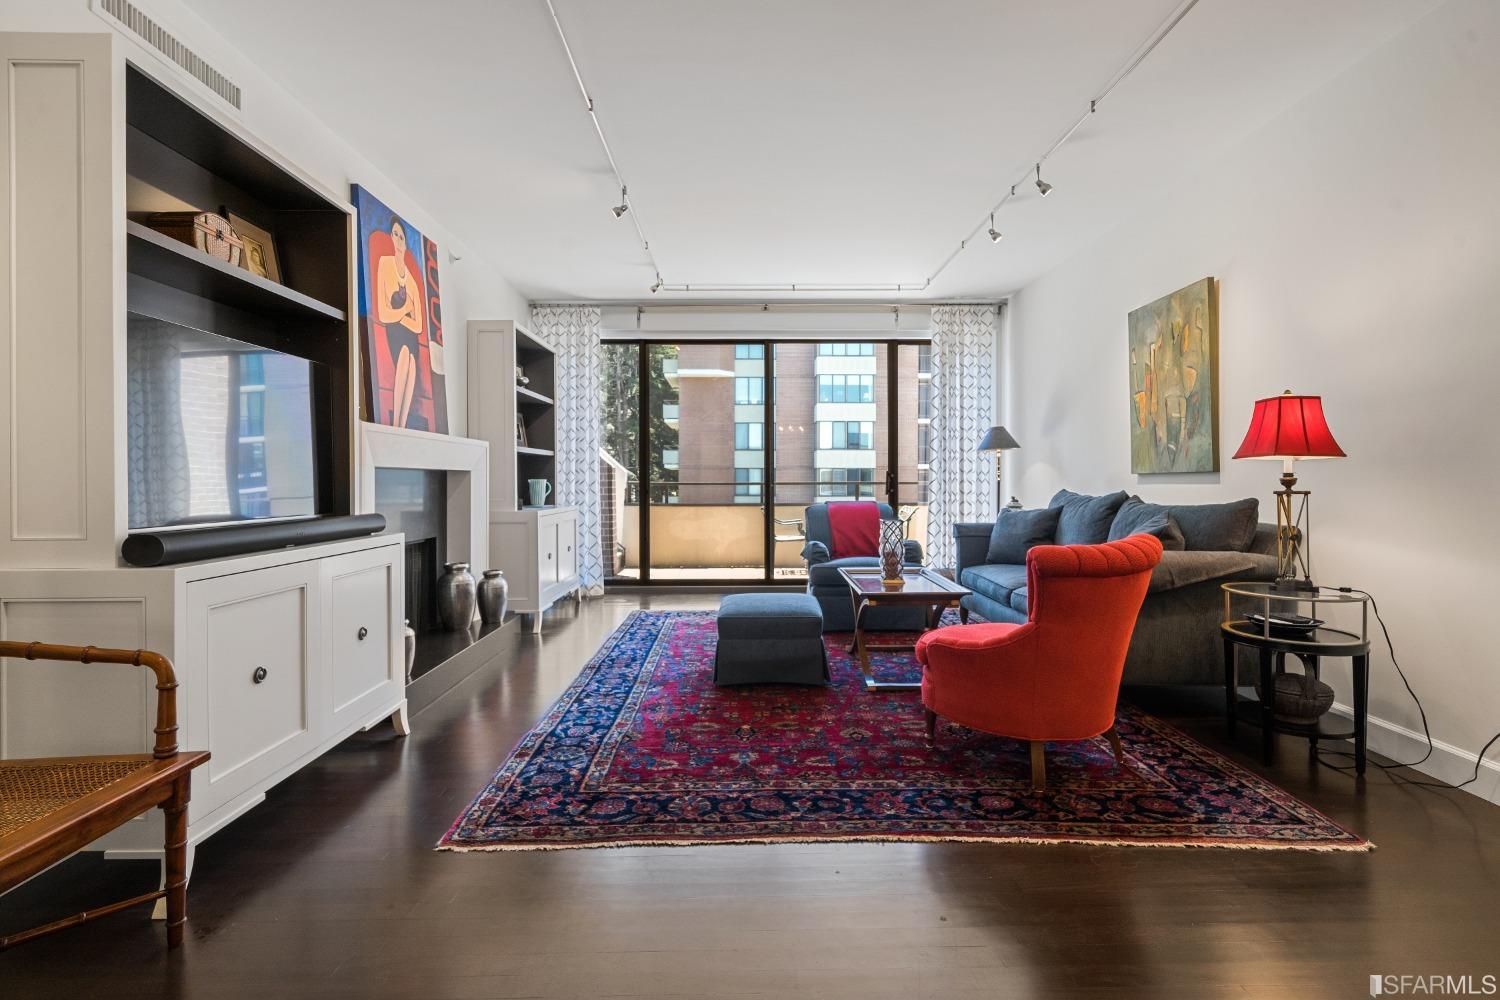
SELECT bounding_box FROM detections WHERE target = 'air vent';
[95,0,242,111]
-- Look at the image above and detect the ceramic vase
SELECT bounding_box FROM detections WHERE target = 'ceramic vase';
[437,562,477,631]
[879,518,905,583]
[478,570,509,625]
[402,619,416,684]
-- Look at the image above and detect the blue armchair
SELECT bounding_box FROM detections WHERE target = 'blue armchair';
[801,502,928,632]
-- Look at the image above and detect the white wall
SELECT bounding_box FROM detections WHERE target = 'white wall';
[1006,0,1500,799]
[2,0,529,436]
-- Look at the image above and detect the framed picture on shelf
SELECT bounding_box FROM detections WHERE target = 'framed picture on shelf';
[516,413,528,448]
[226,211,281,283]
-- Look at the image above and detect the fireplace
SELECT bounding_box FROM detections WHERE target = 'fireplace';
[357,422,492,690]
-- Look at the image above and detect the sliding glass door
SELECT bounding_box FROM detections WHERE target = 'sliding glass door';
[600,340,928,584]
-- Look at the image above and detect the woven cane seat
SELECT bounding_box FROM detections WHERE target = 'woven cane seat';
[0,757,153,838]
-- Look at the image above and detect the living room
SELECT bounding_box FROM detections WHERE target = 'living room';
[2,1,1497,997]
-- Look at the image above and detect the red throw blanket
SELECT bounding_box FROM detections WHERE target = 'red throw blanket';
[827,502,881,559]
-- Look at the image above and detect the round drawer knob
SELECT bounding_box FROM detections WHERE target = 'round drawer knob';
[252,666,268,684]
[357,626,369,641]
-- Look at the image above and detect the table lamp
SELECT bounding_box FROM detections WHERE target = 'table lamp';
[1231,391,1345,591]
[976,426,1021,514]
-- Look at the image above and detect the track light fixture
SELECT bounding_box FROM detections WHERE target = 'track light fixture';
[650,275,663,294]
[611,186,629,218]
[1034,163,1053,197]
[987,213,1003,243]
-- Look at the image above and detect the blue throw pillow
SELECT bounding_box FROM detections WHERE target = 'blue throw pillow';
[1108,497,1185,550]
[1049,489,1130,545]
[986,507,1061,564]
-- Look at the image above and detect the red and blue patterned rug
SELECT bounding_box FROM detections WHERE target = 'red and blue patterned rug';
[438,610,1369,852]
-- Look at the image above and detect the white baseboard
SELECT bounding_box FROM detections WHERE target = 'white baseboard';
[1328,702,1500,805]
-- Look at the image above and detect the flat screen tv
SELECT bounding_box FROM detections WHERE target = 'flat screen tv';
[127,313,320,530]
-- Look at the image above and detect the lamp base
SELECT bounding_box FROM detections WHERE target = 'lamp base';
[1273,576,1318,595]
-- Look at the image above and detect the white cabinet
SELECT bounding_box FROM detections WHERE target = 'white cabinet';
[324,545,400,730]
[490,506,581,633]
[188,562,320,819]
[0,535,406,857]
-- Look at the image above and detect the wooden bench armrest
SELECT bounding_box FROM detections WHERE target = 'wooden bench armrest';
[0,641,180,758]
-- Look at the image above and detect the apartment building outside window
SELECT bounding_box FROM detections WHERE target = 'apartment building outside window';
[734,422,764,450]
[817,421,873,450]
[734,376,764,405]
[816,374,874,403]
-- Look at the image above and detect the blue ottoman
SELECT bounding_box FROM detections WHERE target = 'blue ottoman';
[714,593,829,686]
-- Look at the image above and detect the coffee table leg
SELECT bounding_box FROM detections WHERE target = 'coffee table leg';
[852,599,873,682]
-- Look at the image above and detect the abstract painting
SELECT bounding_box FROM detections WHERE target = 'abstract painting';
[1128,277,1218,473]
[353,185,449,433]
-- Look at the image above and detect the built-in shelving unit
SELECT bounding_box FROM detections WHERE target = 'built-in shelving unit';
[123,62,355,516]
[125,221,347,322]
[515,385,554,407]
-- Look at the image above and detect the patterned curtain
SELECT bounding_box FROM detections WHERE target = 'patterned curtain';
[925,304,998,570]
[533,305,605,596]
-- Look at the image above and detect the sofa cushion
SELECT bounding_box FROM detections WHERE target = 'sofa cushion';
[1009,586,1029,615]
[985,507,1060,564]
[1108,498,1186,550]
[1049,489,1129,545]
[960,563,1029,606]
[1166,497,1260,552]
[807,555,882,590]
[1148,550,1279,593]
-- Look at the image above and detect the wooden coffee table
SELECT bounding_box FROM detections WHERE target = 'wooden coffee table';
[837,566,971,692]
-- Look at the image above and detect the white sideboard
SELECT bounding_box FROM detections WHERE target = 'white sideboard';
[0,534,407,867]
[490,507,582,632]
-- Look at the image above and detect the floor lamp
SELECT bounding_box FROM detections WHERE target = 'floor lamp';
[977,426,1021,515]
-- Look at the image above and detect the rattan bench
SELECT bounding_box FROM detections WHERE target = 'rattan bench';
[0,641,209,950]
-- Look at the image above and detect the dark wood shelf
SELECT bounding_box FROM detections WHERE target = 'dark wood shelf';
[126,221,346,323]
[1231,689,1357,739]
[516,446,555,457]
[515,385,554,407]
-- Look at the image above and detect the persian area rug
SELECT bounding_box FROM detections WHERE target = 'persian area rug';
[438,611,1369,852]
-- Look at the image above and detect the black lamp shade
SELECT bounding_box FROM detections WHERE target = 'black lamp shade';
[977,426,1021,452]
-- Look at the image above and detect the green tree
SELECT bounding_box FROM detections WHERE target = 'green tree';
[600,344,679,502]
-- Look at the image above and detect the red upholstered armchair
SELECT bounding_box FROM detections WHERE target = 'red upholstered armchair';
[915,535,1163,792]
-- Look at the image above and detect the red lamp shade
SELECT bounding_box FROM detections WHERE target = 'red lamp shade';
[1232,391,1346,461]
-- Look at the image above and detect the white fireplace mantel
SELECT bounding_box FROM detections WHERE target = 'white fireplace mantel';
[357,422,490,570]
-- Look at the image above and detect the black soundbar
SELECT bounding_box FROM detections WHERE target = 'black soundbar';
[122,514,387,567]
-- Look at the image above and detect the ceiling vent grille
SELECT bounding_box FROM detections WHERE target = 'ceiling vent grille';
[95,0,242,111]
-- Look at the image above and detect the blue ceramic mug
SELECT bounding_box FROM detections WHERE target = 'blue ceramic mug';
[527,479,552,507]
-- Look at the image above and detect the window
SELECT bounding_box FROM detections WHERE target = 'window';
[735,344,765,359]
[734,376,764,405]
[238,391,265,438]
[734,467,762,500]
[735,422,764,450]
[816,374,874,403]
[816,343,874,357]
[662,448,679,470]
[817,421,873,450]
[816,468,876,499]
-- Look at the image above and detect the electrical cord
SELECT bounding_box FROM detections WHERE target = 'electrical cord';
[1309,587,1499,791]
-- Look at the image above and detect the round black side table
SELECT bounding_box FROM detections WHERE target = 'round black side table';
[1220,582,1372,773]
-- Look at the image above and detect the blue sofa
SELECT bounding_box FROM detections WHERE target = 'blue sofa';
[953,492,1279,684]
[801,502,927,632]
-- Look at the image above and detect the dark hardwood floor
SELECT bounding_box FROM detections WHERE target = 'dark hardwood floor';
[3,591,1498,999]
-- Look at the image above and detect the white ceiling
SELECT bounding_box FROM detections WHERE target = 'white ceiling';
[185,0,1437,302]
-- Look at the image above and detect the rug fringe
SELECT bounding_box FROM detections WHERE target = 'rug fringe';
[436,832,1373,853]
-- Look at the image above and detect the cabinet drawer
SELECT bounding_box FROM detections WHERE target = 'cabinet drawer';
[555,514,578,583]
[186,562,320,817]
[325,545,400,728]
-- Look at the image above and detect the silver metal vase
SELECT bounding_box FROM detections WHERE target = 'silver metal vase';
[477,570,509,625]
[437,562,477,631]
[402,619,416,684]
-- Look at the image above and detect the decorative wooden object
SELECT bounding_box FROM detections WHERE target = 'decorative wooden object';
[0,641,209,951]
[143,210,243,267]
